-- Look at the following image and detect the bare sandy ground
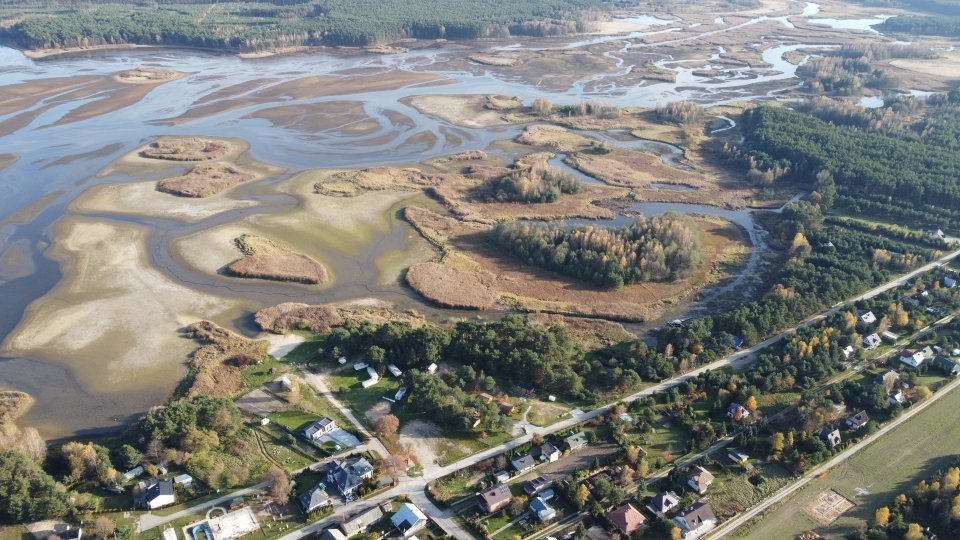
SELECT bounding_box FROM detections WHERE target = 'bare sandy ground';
[0,239,36,285]
[1,217,248,395]
[405,95,511,128]
[398,419,469,467]
[0,154,16,171]
[73,180,259,222]
[891,51,960,79]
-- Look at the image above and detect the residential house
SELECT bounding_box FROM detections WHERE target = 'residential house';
[882,331,899,342]
[888,390,908,407]
[299,484,332,513]
[564,432,588,452]
[341,505,384,537]
[303,418,337,441]
[945,276,958,289]
[726,403,750,421]
[523,476,554,497]
[499,402,516,415]
[531,497,557,522]
[899,349,925,368]
[859,311,877,325]
[326,456,375,498]
[478,393,494,403]
[646,491,680,516]
[387,364,403,377]
[479,484,512,514]
[934,356,960,376]
[727,449,749,465]
[846,410,870,430]
[319,530,347,540]
[842,346,855,360]
[608,503,646,535]
[493,471,511,483]
[391,503,428,537]
[930,228,946,240]
[686,466,715,495]
[362,366,380,388]
[511,453,536,474]
[875,370,900,390]
[536,442,561,463]
[820,426,841,448]
[921,346,936,359]
[173,474,193,487]
[673,502,717,540]
[863,333,882,349]
[142,479,175,509]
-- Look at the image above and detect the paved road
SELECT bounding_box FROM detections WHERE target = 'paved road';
[708,374,960,539]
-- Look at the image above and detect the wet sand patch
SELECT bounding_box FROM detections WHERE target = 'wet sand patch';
[0,154,17,171]
[72,180,259,222]
[244,101,373,134]
[0,217,248,396]
[404,95,513,128]
[0,239,37,284]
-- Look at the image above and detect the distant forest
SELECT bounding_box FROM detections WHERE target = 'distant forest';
[740,105,960,230]
[0,0,616,51]
[876,14,960,37]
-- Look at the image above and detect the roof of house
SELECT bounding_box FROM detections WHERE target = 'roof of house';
[479,484,512,509]
[304,418,336,437]
[676,502,717,530]
[820,426,840,437]
[511,453,536,470]
[319,529,347,540]
[688,466,715,491]
[608,503,646,533]
[146,479,174,502]
[299,485,331,512]
[341,505,384,536]
[848,410,870,426]
[539,442,560,456]
[173,474,193,483]
[934,356,959,369]
[648,491,680,513]
[523,476,553,495]
[531,497,555,519]
[328,456,374,494]
[565,432,587,447]
[391,503,428,534]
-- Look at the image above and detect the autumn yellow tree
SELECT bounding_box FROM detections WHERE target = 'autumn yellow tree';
[904,523,923,540]
[952,495,960,520]
[770,433,785,454]
[637,458,650,478]
[842,311,857,331]
[874,506,890,526]
[745,395,758,412]
[944,467,960,491]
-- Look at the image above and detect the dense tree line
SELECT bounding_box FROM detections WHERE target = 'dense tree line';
[493,214,701,288]
[0,0,607,50]
[0,450,71,523]
[741,105,960,220]
[876,14,960,36]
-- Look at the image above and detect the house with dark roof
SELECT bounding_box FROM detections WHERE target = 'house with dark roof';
[511,453,536,473]
[326,456,374,498]
[391,503,428,537]
[564,432,587,451]
[673,502,717,539]
[726,403,750,421]
[686,466,715,495]
[141,478,175,509]
[299,484,332,513]
[820,426,841,448]
[934,356,960,376]
[536,442,560,463]
[479,484,512,514]
[523,476,553,496]
[846,410,870,430]
[303,418,337,441]
[608,503,646,535]
[646,491,680,516]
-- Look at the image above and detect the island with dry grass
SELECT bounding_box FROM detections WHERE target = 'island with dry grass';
[225,234,328,285]
[157,164,256,198]
[141,137,229,161]
[184,321,269,398]
[254,302,344,334]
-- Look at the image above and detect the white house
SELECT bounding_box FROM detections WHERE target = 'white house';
[303,418,338,441]
[531,497,557,522]
[842,345,854,360]
[362,366,380,388]
[686,466,715,495]
[673,502,717,540]
[900,349,925,368]
[144,479,175,509]
[859,311,877,325]
[391,503,428,537]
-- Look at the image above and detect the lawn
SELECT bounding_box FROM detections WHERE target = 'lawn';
[740,384,960,539]
[254,428,315,471]
[268,409,320,433]
[430,470,484,505]
[708,462,794,519]
[525,399,573,427]
[645,418,691,468]
[327,370,400,423]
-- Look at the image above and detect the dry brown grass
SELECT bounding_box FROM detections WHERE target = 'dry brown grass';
[517,124,596,152]
[254,302,344,334]
[405,261,499,310]
[142,137,229,161]
[404,206,748,321]
[115,67,183,84]
[185,321,268,398]
[405,95,511,128]
[0,391,33,423]
[157,164,255,198]
[226,235,328,284]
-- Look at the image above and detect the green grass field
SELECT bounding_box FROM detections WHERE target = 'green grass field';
[739,384,960,539]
